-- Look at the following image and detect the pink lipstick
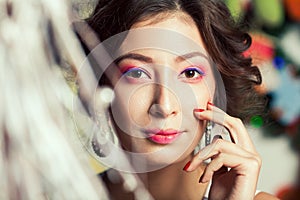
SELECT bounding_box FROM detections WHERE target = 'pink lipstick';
[144,129,183,144]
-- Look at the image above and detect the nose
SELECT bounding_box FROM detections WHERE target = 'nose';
[149,84,179,118]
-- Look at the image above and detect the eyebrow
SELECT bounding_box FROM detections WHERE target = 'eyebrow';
[175,52,208,62]
[115,53,153,64]
[115,51,208,64]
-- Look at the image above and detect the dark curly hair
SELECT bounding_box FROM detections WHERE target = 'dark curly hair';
[86,0,266,123]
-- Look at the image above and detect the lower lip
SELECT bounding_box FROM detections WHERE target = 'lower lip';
[147,133,182,144]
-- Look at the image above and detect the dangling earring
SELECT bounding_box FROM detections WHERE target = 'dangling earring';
[193,121,212,155]
[91,136,106,157]
[91,108,119,157]
[205,121,212,146]
[90,87,119,157]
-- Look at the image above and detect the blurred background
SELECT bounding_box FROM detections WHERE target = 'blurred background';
[74,0,300,198]
[223,0,300,198]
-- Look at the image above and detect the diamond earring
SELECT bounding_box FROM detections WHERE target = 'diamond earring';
[193,121,213,155]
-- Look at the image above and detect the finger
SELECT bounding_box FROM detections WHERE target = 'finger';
[199,152,260,183]
[194,108,239,144]
[201,136,228,181]
[194,106,256,152]
[212,166,228,178]
[186,138,255,172]
[207,103,257,151]
[211,135,222,160]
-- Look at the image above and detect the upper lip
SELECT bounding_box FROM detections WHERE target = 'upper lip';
[143,129,183,136]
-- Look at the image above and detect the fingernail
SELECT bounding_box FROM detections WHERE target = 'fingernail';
[194,108,205,112]
[207,102,214,106]
[183,161,191,171]
[199,173,209,183]
[212,135,223,144]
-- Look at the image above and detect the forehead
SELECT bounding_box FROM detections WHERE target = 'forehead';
[116,13,208,58]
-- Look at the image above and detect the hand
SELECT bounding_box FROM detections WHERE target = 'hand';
[186,103,262,200]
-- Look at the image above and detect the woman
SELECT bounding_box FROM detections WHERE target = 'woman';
[84,0,279,199]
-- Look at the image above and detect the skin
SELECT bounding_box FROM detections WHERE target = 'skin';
[105,12,279,200]
[109,12,215,167]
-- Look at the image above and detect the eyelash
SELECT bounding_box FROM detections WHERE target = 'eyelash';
[122,67,150,80]
[178,67,205,82]
[120,66,205,83]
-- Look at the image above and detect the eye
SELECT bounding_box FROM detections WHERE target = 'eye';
[178,67,205,81]
[122,68,150,79]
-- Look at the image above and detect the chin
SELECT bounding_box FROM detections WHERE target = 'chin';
[123,140,193,171]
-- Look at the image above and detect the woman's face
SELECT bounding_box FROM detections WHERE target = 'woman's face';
[108,13,216,165]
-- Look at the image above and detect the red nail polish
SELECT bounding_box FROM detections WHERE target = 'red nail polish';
[194,108,205,112]
[183,161,191,171]
[208,102,214,106]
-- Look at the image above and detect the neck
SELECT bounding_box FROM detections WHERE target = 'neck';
[138,157,208,199]
[102,157,209,200]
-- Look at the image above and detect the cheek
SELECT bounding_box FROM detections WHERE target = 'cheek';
[128,87,153,126]
[111,84,153,132]
[190,83,213,108]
